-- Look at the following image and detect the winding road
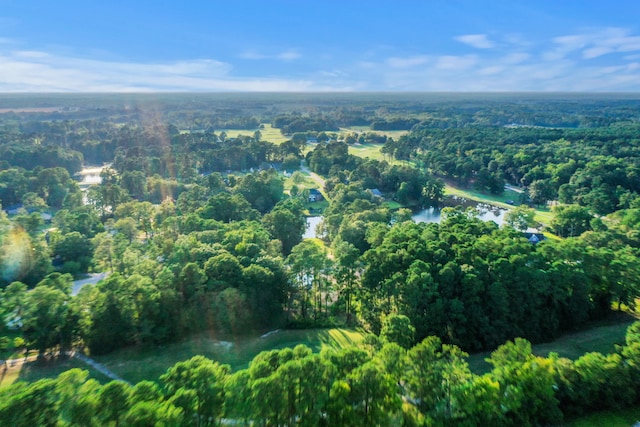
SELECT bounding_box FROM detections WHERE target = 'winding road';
[299,163,328,196]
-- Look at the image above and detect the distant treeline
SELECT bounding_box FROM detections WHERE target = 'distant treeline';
[384,124,640,214]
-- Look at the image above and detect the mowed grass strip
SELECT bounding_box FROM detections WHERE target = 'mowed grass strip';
[93,328,366,384]
[445,184,555,226]
[340,126,409,140]
[468,315,637,374]
[567,405,640,427]
[222,124,289,144]
[0,357,112,389]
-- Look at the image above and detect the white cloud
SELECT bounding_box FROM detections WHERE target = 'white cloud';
[478,66,504,76]
[0,49,329,92]
[502,52,530,64]
[435,55,477,70]
[455,34,495,49]
[6,26,640,92]
[240,49,301,61]
[386,55,429,68]
[583,46,614,59]
[547,28,640,60]
[277,50,301,60]
[351,31,640,92]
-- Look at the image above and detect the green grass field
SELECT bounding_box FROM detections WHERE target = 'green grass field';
[444,184,555,226]
[222,123,289,144]
[567,406,640,426]
[467,314,638,374]
[0,357,112,390]
[93,328,366,384]
[348,143,391,161]
[283,171,315,193]
[221,124,409,147]
[340,126,409,140]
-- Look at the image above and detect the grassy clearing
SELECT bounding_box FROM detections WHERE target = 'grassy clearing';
[382,201,403,210]
[222,123,289,144]
[305,200,329,215]
[446,185,522,209]
[445,184,555,226]
[283,171,315,193]
[468,313,637,374]
[567,406,640,427]
[0,357,112,390]
[348,143,390,161]
[574,407,640,426]
[93,328,366,384]
[340,126,409,140]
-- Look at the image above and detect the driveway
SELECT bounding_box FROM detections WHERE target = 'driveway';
[71,272,108,296]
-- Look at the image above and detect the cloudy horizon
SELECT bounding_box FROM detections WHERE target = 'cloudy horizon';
[2,1,640,92]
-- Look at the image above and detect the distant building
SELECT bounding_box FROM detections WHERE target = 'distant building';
[309,188,323,202]
[369,188,384,198]
[523,232,546,244]
[3,204,24,215]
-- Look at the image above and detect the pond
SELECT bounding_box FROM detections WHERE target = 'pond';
[76,164,111,187]
[304,196,508,239]
[304,216,323,239]
[76,164,111,205]
[412,196,507,226]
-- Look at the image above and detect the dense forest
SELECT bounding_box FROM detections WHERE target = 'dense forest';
[2,93,640,425]
[3,321,640,426]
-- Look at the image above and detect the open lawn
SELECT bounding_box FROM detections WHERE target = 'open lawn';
[382,200,403,210]
[283,170,316,193]
[340,126,409,140]
[348,143,391,161]
[222,123,289,144]
[444,183,555,226]
[567,406,640,427]
[467,313,638,374]
[0,356,112,390]
[93,328,366,384]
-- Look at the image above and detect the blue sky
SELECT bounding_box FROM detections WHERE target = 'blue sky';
[2,1,640,92]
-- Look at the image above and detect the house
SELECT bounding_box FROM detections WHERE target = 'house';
[369,188,384,199]
[308,189,323,202]
[523,232,546,244]
[3,204,24,215]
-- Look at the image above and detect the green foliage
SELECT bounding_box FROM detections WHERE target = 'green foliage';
[161,355,230,426]
[551,204,593,237]
[22,281,74,355]
[380,314,415,349]
[5,322,640,425]
[5,94,640,426]
[235,169,284,213]
[504,204,537,231]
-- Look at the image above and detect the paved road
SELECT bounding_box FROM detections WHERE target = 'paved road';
[300,163,326,190]
[72,272,108,296]
[504,184,524,193]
